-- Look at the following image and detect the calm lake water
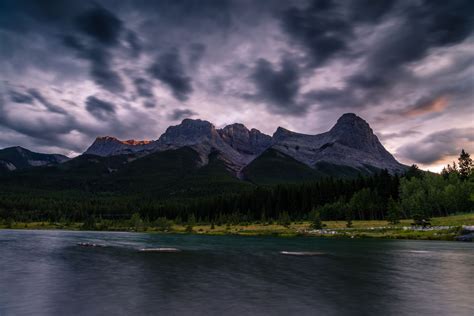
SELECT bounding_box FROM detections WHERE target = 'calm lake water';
[0,230,473,316]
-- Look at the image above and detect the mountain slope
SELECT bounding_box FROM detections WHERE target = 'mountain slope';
[242,148,324,185]
[0,147,250,199]
[0,147,68,172]
[242,148,375,185]
[271,113,406,174]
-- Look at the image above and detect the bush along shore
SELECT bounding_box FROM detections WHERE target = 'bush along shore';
[1,213,473,241]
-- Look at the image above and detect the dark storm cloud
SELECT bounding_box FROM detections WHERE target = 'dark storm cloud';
[303,88,360,110]
[61,35,85,51]
[85,96,116,120]
[0,93,81,151]
[75,7,123,46]
[168,109,198,121]
[277,0,474,114]
[148,51,193,102]
[0,0,87,31]
[9,90,34,104]
[133,78,154,98]
[126,31,142,57]
[354,0,472,98]
[28,89,67,114]
[8,89,67,114]
[397,128,474,164]
[346,74,391,91]
[348,0,396,22]
[361,0,473,78]
[59,6,126,94]
[279,0,353,67]
[248,58,308,115]
[88,49,124,93]
[124,0,233,32]
[188,43,206,66]
[62,35,124,93]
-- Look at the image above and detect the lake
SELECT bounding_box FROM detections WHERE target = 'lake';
[0,230,473,315]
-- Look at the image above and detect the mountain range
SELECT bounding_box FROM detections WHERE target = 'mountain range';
[84,113,405,174]
[0,113,406,190]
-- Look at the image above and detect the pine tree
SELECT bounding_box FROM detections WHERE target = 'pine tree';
[260,207,266,223]
[386,197,400,225]
[449,161,458,173]
[458,149,473,180]
[130,212,143,231]
[187,213,196,226]
[309,208,323,229]
[441,166,449,179]
[345,207,353,228]
[82,215,96,231]
[154,217,172,232]
[278,211,291,227]
[405,164,423,179]
[185,213,196,232]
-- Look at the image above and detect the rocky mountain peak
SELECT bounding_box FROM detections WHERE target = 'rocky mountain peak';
[272,127,293,141]
[93,136,152,145]
[326,113,382,151]
[218,124,250,141]
[330,113,373,136]
[14,146,27,154]
[222,123,247,131]
[180,118,215,128]
[159,119,217,145]
[85,136,154,157]
[218,123,272,155]
[95,136,119,142]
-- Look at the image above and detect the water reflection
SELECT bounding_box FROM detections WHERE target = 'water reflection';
[0,230,473,315]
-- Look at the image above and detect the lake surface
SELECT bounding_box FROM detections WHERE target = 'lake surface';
[0,230,473,316]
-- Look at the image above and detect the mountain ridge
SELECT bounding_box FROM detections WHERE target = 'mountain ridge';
[2,113,408,177]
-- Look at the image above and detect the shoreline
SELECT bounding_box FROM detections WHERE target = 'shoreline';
[2,218,473,241]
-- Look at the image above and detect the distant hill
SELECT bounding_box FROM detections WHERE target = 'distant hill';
[0,146,68,173]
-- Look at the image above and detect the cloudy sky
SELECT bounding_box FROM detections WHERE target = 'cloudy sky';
[0,0,473,171]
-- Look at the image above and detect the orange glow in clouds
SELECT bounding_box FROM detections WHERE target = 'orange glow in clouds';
[404,95,449,117]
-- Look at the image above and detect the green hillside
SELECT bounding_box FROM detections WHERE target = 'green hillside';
[105,148,250,197]
[242,148,324,185]
[0,147,250,199]
[313,161,368,179]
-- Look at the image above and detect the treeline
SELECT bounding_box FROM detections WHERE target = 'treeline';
[0,171,398,222]
[0,151,473,224]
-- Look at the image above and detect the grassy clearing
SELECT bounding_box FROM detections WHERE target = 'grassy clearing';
[1,213,473,241]
[322,213,474,229]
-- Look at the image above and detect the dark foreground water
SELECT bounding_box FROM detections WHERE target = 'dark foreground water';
[0,230,473,316]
